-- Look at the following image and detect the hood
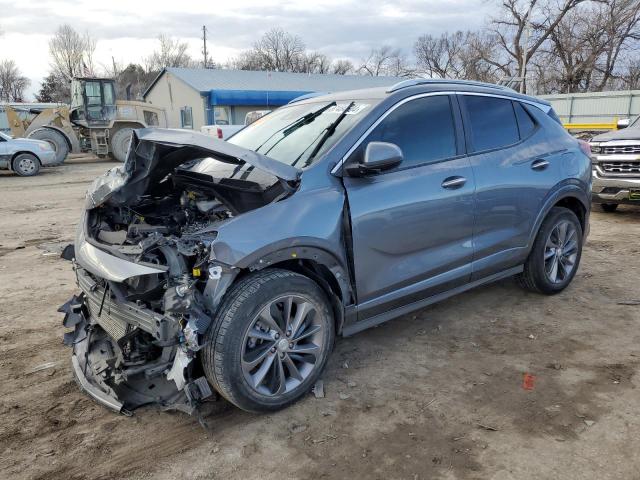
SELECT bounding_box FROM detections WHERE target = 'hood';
[591,126,640,142]
[10,138,51,149]
[86,128,301,209]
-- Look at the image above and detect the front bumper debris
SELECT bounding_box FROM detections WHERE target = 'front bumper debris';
[59,275,215,416]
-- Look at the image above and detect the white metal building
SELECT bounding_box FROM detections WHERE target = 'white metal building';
[539,90,640,124]
[143,68,403,131]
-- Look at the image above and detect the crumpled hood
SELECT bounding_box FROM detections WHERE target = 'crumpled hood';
[591,126,640,142]
[85,128,301,209]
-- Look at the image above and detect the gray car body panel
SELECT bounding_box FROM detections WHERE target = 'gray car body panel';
[76,82,589,333]
[0,133,57,169]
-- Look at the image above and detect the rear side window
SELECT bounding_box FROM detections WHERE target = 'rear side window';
[462,96,519,152]
[547,108,563,125]
[357,95,457,169]
[514,102,536,138]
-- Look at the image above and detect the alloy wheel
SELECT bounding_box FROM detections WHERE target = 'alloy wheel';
[241,295,325,396]
[544,220,578,284]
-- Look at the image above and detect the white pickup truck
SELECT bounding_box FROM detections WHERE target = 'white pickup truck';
[201,110,270,140]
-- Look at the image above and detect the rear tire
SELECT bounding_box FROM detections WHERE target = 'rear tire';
[110,127,134,162]
[202,269,335,413]
[28,128,68,164]
[517,207,582,295]
[600,203,618,213]
[12,153,40,177]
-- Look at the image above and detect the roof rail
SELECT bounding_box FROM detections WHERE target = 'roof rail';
[386,78,513,93]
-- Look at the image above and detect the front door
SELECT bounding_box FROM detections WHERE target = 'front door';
[342,94,475,320]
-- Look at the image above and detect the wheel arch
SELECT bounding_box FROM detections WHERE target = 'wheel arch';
[527,183,589,253]
[235,247,353,334]
[11,150,41,167]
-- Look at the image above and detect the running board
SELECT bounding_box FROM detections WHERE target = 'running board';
[342,266,523,337]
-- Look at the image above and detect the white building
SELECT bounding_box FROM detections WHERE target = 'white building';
[143,68,403,131]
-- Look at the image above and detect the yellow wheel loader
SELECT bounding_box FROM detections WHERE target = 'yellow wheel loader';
[5,78,167,163]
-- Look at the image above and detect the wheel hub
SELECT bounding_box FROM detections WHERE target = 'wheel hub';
[241,294,325,396]
[544,220,578,284]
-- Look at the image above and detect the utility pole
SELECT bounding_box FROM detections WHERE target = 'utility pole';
[202,25,208,69]
[520,20,531,94]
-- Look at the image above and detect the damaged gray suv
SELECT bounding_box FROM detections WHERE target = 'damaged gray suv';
[61,79,591,415]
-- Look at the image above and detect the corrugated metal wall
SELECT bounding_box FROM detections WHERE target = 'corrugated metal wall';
[538,90,640,124]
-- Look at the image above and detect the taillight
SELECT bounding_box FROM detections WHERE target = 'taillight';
[578,139,591,156]
[217,127,223,139]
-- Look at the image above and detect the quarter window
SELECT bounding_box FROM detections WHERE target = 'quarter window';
[354,95,457,169]
[462,96,519,152]
[514,102,536,139]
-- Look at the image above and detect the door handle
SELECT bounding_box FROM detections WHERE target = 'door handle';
[441,176,467,189]
[531,159,550,170]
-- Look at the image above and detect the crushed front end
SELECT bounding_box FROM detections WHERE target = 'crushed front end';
[60,129,299,415]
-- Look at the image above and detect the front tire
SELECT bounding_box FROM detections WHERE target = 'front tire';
[517,207,583,294]
[202,269,335,413]
[12,153,40,177]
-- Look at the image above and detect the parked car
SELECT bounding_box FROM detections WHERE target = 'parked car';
[200,110,271,139]
[0,131,57,176]
[60,79,591,416]
[589,117,640,212]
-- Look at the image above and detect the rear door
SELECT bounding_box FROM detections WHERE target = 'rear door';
[342,94,476,320]
[458,94,561,279]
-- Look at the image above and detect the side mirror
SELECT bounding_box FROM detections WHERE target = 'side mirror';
[617,118,630,130]
[345,142,403,176]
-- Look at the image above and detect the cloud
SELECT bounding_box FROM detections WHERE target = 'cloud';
[0,0,493,98]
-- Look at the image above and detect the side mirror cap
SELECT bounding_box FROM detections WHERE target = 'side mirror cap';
[345,142,403,176]
[617,118,630,130]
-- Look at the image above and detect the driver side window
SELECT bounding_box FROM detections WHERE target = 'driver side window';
[350,95,458,170]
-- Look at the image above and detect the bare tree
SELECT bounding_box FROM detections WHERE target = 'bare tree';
[491,0,587,90]
[49,24,95,80]
[230,29,354,75]
[144,34,196,73]
[532,0,640,93]
[82,32,98,76]
[0,60,30,102]
[231,28,306,72]
[621,57,640,89]
[414,31,504,81]
[331,59,354,75]
[358,46,412,77]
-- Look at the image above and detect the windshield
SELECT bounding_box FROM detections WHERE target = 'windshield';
[0,131,11,141]
[228,100,375,168]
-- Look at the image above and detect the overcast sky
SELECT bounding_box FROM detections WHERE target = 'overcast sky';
[0,0,493,99]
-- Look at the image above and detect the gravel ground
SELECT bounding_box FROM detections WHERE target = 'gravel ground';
[1,155,639,480]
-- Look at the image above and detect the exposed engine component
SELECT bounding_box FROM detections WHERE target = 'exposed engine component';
[62,129,299,416]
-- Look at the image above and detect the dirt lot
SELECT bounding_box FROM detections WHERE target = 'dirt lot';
[1,156,639,480]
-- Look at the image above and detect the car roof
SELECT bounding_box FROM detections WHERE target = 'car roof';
[290,79,549,108]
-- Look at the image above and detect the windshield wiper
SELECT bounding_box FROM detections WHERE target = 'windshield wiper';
[301,101,355,167]
[254,101,337,154]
